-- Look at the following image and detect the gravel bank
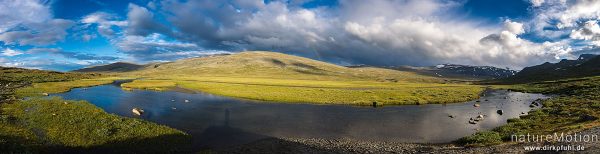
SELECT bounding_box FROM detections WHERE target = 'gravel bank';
[218,127,600,154]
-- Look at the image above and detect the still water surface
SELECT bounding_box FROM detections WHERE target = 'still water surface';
[53,81,548,149]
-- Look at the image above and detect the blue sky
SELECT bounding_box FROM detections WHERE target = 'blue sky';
[1,0,599,71]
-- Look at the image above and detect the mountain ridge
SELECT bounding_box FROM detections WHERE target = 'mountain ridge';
[499,54,600,83]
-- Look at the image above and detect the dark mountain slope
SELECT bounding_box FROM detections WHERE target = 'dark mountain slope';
[73,62,146,73]
[388,64,517,80]
[500,54,600,83]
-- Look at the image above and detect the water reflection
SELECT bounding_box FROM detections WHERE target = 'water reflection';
[53,83,549,149]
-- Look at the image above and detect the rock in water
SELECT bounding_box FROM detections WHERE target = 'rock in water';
[497,110,504,115]
[132,108,144,116]
[469,120,477,124]
[473,104,480,107]
[184,99,190,103]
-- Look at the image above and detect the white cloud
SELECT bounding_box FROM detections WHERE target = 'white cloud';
[530,0,545,7]
[81,12,127,37]
[0,0,52,33]
[0,0,74,46]
[1,48,23,56]
[556,0,600,29]
[570,20,600,44]
[503,19,525,35]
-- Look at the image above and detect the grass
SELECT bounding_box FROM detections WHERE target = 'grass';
[1,67,190,153]
[121,77,484,105]
[0,97,191,153]
[15,79,116,97]
[0,67,101,83]
[458,76,600,146]
[121,80,176,91]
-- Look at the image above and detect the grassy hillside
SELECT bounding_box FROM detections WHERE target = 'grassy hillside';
[122,51,443,82]
[113,51,485,105]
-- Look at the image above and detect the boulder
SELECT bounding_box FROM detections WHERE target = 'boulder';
[42,93,49,96]
[132,108,144,116]
[497,110,504,115]
[473,104,480,107]
[469,120,477,124]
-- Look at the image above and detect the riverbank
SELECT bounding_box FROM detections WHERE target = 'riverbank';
[219,127,600,154]
[458,76,600,147]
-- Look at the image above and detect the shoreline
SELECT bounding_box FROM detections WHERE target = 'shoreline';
[218,127,600,153]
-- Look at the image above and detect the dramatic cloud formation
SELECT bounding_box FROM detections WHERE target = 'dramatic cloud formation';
[2,0,600,71]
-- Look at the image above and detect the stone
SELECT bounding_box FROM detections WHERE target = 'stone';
[132,108,144,116]
[473,104,480,107]
[497,110,504,115]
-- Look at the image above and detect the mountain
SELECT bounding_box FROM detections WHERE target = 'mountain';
[500,54,600,83]
[387,64,517,80]
[74,62,146,73]
[76,51,443,82]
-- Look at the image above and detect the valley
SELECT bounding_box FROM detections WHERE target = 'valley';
[1,51,599,153]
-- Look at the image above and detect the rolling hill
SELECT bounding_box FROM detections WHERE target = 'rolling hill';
[79,51,443,83]
[74,62,146,73]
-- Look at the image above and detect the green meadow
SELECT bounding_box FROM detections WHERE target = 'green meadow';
[1,67,190,153]
[122,77,483,105]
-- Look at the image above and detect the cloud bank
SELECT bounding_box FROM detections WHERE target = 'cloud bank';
[2,0,600,71]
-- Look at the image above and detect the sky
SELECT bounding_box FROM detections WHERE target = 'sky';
[0,0,599,71]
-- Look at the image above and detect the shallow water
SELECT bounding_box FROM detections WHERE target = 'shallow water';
[53,82,548,149]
